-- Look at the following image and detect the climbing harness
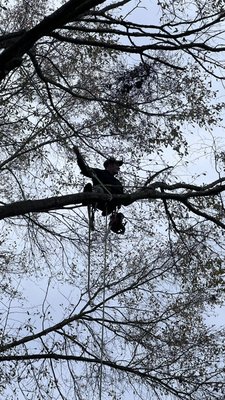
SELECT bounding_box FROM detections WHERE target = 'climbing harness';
[83,182,126,235]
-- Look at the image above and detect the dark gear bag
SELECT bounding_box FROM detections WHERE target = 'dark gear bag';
[109,212,126,235]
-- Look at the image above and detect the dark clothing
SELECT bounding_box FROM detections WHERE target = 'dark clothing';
[76,154,123,195]
[76,153,123,214]
[90,168,123,194]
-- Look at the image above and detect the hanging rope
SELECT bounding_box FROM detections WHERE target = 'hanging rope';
[87,205,92,301]
[86,204,108,399]
[99,209,108,400]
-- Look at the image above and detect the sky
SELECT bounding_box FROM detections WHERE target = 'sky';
[2,1,225,399]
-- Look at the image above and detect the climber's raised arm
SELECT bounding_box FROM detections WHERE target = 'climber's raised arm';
[73,146,92,178]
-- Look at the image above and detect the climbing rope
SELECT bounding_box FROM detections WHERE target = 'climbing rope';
[99,210,108,400]
[87,205,92,301]
[86,202,108,399]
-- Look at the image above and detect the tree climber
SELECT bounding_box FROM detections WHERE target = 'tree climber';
[73,146,126,234]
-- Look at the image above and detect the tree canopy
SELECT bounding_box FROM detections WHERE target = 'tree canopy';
[1,1,225,399]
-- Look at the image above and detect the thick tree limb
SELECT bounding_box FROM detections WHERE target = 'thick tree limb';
[1,1,225,81]
[0,0,106,80]
[0,30,26,48]
[0,180,225,223]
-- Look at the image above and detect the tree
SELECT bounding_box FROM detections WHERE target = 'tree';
[0,0,225,399]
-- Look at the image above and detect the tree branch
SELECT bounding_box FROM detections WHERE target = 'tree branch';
[0,352,188,398]
[0,180,225,223]
[0,0,107,80]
